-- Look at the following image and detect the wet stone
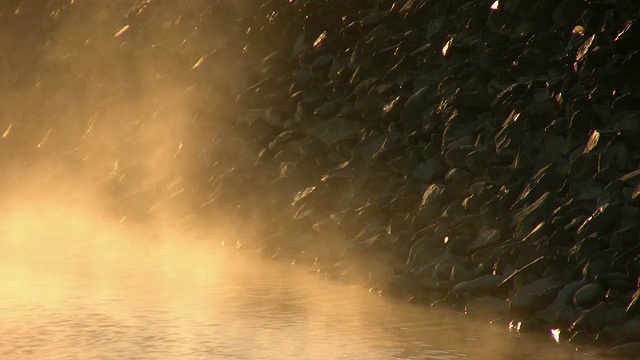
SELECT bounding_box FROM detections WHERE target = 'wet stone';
[595,272,635,292]
[444,147,474,168]
[577,203,623,236]
[536,280,586,323]
[411,158,445,183]
[466,229,501,253]
[452,274,505,295]
[612,111,640,133]
[449,89,493,110]
[626,288,640,316]
[570,302,614,334]
[573,282,606,309]
[513,192,559,239]
[510,276,564,314]
[465,296,510,318]
[599,342,640,358]
[444,167,470,184]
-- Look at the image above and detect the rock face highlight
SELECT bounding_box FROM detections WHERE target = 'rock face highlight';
[204,0,640,351]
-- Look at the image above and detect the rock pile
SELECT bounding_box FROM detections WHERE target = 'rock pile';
[206,0,640,353]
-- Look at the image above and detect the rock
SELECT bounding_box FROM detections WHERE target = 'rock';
[452,274,505,295]
[596,324,627,346]
[568,178,604,201]
[414,183,450,222]
[449,89,493,110]
[597,273,635,293]
[621,317,640,339]
[466,229,502,253]
[494,113,525,156]
[313,117,363,146]
[627,288,640,316]
[432,254,470,282]
[606,308,630,328]
[598,342,640,358]
[570,302,614,334]
[510,276,564,313]
[577,203,623,236]
[443,167,470,183]
[536,280,586,323]
[442,109,480,149]
[465,296,510,318]
[513,192,560,239]
[619,168,640,187]
[499,256,556,291]
[411,158,445,183]
[352,133,386,160]
[388,272,420,296]
[444,146,475,168]
[321,160,355,188]
[573,282,606,309]
[613,111,640,134]
[403,85,438,120]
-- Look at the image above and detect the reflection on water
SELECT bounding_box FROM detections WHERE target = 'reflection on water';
[0,205,594,359]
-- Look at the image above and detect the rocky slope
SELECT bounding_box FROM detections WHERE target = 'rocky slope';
[204,0,640,354]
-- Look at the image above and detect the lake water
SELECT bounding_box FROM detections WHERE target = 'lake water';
[0,205,598,360]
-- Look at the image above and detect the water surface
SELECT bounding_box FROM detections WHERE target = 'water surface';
[0,206,596,359]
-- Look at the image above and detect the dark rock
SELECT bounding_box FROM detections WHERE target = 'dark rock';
[627,288,640,316]
[321,160,355,188]
[596,272,635,292]
[573,282,606,308]
[442,109,480,149]
[568,330,595,346]
[510,276,564,313]
[613,111,640,133]
[452,274,505,295]
[403,85,438,120]
[411,157,445,183]
[513,192,559,239]
[467,229,502,253]
[568,178,604,201]
[570,302,615,334]
[620,168,640,187]
[465,148,494,169]
[314,117,363,146]
[444,146,475,168]
[536,280,586,323]
[495,113,525,156]
[388,272,420,296]
[598,342,640,358]
[449,89,493,110]
[432,254,470,282]
[352,133,386,161]
[414,183,450,222]
[577,203,623,236]
[621,317,640,339]
[500,256,557,289]
[465,296,510,318]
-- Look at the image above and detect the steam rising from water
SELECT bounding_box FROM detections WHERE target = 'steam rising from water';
[0,1,249,230]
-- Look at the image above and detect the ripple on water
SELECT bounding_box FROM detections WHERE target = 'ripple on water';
[0,215,596,360]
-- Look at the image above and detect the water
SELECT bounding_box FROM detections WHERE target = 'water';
[0,206,598,360]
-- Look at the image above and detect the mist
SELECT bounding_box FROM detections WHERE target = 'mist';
[0,0,253,233]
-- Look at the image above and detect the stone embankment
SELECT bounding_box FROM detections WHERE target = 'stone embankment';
[206,0,640,354]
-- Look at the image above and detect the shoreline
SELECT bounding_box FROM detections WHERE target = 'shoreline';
[207,1,640,355]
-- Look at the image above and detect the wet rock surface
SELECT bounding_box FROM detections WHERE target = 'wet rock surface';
[205,0,640,353]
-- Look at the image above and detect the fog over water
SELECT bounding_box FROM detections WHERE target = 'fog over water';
[0,1,603,359]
